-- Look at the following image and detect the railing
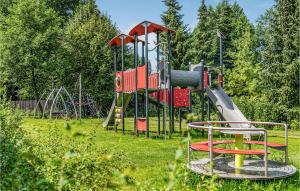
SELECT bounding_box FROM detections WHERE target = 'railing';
[187,121,288,177]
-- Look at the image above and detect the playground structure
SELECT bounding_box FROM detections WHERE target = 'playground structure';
[34,86,98,119]
[187,121,296,179]
[103,20,296,179]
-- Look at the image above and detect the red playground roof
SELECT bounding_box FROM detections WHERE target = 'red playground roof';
[129,21,175,36]
[108,34,144,47]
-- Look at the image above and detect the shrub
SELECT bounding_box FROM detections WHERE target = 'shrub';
[0,101,54,190]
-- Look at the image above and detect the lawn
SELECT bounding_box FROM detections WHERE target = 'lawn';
[21,117,299,190]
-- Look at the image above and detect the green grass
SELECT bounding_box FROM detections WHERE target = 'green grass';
[21,117,300,190]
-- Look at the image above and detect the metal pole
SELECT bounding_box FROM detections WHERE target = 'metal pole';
[187,126,191,167]
[188,62,193,113]
[284,124,288,164]
[144,22,149,138]
[134,35,138,135]
[207,69,211,121]
[163,45,167,139]
[142,42,145,65]
[113,46,117,132]
[264,131,268,177]
[156,30,160,135]
[219,33,223,87]
[121,34,125,135]
[142,42,145,118]
[200,60,205,137]
[179,108,182,132]
[209,126,213,175]
[167,31,172,135]
[172,87,175,133]
[79,73,82,119]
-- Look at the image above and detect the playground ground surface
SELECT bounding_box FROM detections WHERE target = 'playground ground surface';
[21,118,300,190]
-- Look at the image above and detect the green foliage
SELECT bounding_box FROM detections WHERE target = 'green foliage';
[44,0,84,19]
[0,102,55,190]
[0,103,134,190]
[255,0,299,123]
[161,0,189,69]
[0,0,62,100]
[186,1,215,66]
[60,1,120,108]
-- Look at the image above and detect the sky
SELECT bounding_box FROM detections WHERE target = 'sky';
[96,0,275,34]
[95,0,275,67]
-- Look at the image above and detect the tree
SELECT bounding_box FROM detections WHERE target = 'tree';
[226,24,259,96]
[45,0,84,20]
[161,0,189,69]
[61,0,121,108]
[0,0,62,107]
[187,1,216,66]
[214,0,234,69]
[256,0,299,122]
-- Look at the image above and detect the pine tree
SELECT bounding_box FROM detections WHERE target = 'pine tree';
[256,0,299,122]
[226,2,258,96]
[161,0,189,69]
[187,0,212,65]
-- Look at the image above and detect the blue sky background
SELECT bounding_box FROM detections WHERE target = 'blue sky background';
[95,0,274,67]
[96,0,275,34]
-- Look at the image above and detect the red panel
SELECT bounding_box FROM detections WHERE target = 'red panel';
[173,88,190,107]
[245,141,286,148]
[191,141,271,155]
[108,34,144,47]
[137,118,147,132]
[218,72,222,88]
[129,20,176,36]
[148,73,158,89]
[204,70,208,89]
[149,88,190,107]
[137,65,146,89]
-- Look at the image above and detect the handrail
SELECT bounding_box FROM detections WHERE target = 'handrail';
[189,121,286,126]
[187,121,289,177]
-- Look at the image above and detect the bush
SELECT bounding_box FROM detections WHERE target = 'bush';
[0,101,54,190]
[0,103,134,190]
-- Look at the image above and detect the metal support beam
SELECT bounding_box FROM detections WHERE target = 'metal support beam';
[134,35,138,135]
[179,108,182,132]
[113,46,117,132]
[156,30,160,135]
[200,60,205,137]
[167,31,172,135]
[188,62,193,113]
[142,42,145,65]
[121,34,125,135]
[219,32,223,87]
[207,69,211,121]
[144,22,149,138]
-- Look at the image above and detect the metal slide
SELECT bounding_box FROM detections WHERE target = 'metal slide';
[102,93,133,128]
[206,87,252,129]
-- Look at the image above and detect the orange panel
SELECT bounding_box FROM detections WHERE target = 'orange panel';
[137,118,147,132]
[129,21,176,36]
[108,34,144,47]
[137,65,146,89]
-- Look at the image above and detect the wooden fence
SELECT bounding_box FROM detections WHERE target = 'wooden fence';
[11,100,46,111]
